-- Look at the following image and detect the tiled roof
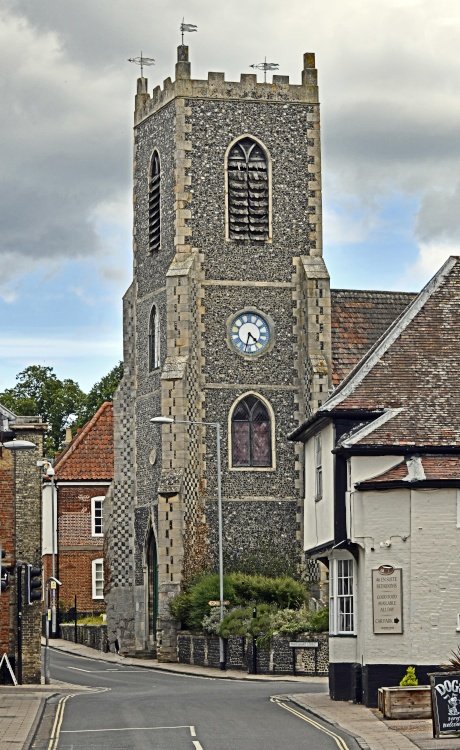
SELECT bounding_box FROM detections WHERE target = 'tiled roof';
[331,289,415,386]
[326,257,460,447]
[54,402,113,481]
[359,455,460,484]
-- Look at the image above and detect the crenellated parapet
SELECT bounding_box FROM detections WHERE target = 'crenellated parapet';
[135,47,319,125]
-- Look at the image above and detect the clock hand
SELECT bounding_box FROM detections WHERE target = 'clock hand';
[244,331,257,350]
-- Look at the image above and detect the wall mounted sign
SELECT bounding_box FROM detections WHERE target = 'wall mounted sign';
[372,565,403,634]
[430,672,460,737]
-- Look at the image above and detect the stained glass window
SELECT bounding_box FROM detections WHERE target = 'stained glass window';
[231,395,272,467]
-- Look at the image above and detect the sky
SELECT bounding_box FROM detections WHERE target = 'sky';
[1,0,459,392]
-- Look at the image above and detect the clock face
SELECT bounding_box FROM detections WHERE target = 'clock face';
[230,311,271,355]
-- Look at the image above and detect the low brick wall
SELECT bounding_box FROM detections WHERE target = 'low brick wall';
[60,623,109,652]
[177,632,329,675]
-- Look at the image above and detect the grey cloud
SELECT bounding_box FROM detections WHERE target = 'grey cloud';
[415,184,460,244]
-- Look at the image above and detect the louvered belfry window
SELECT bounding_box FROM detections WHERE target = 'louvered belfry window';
[149,151,161,252]
[227,137,269,241]
[232,394,272,467]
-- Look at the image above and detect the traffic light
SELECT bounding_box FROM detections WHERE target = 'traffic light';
[1,548,9,593]
[26,563,42,604]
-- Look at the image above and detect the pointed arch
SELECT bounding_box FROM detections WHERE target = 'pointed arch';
[148,303,160,371]
[225,135,271,242]
[229,392,275,469]
[145,527,159,642]
[149,150,161,252]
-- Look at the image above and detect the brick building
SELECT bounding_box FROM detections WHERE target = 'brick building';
[0,404,45,684]
[292,256,460,705]
[44,402,113,619]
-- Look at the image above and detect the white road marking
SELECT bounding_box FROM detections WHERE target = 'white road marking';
[61,725,194,734]
[271,697,350,750]
[67,666,147,673]
[190,725,197,737]
[192,742,204,750]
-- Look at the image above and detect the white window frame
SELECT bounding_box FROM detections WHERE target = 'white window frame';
[329,554,356,635]
[91,496,104,537]
[92,558,104,600]
[314,434,322,501]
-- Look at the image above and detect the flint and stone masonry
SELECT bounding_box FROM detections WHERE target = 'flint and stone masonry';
[105,47,332,659]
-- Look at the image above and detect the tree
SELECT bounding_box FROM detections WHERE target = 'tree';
[0,365,86,455]
[75,361,123,428]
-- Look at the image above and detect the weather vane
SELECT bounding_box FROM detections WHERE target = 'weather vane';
[250,57,279,83]
[180,19,198,45]
[127,51,155,77]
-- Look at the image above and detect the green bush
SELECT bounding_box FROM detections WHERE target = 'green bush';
[218,604,328,644]
[168,571,309,632]
[218,604,275,642]
[400,666,418,686]
[306,607,329,632]
[168,591,193,624]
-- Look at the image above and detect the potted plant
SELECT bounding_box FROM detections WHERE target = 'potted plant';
[378,667,431,719]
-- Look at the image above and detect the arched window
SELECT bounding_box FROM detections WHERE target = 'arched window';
[149,151,161,252]
[231,394,272,467]
[227,137,269,241]
[149,304,159,370]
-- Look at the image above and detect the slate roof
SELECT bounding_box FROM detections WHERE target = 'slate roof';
[324,256,460,449]
[331,289,415,386]
[357,455,460,486]
[54,401,113,481]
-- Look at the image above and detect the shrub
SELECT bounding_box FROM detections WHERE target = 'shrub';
[218,604,329,643]
[218,604,275,643]
[169,591,193,626]
[306,607,329,632]
[168,571,309,632]
[400,666,418,686]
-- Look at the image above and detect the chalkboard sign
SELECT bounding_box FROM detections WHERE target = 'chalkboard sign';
[430,672,460,737]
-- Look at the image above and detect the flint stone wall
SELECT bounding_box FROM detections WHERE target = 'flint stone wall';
[177,632,329,675]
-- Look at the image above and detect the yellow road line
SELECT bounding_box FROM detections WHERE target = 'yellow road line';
[47,694,73,750]
[271,697,350,750]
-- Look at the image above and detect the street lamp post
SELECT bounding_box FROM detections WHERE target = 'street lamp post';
[150,415,226,670]
[37,460,57,635]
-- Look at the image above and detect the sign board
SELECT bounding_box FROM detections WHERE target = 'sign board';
[372,565,403,634]
[289,641,318,648]
[430,672,460,737]
[207,600,230,607]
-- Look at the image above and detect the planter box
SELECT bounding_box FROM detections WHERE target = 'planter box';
[378,686,431,719]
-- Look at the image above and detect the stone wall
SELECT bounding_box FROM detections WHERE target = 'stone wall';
[177,632,329,675]
[60,623,109,652]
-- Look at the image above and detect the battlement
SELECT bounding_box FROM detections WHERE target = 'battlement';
[134,47,318,124]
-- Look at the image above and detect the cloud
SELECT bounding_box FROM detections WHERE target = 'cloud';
[403,240,460,286]
[0,6,131,275]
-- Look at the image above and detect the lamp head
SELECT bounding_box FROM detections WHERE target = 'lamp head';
[150,416,174,425]
[2,439,36,451]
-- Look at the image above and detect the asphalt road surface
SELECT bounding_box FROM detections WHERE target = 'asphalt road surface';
[33,649,360,750]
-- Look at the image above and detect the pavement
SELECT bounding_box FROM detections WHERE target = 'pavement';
[2,639,460,750]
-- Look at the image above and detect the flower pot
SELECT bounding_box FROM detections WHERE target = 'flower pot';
[378,685,431,719]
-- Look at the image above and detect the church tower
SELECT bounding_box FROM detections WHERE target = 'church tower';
[105,46,331,658]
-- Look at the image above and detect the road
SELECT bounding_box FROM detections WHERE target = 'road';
[33,649,360,750]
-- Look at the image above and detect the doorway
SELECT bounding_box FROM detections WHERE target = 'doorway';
[146,531,158,644]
